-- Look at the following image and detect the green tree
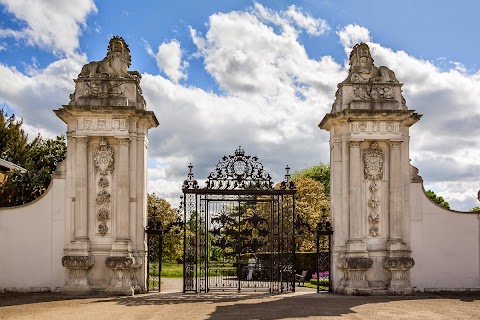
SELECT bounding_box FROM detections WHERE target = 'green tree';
[425,190,450,209]
[0,110,66,206]
[470,206,480,212]
[292,177,330,251]
[147,194,183,262]
[292,163,330,198]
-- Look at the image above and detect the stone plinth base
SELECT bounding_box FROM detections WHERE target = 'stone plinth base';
[338,256,373,295]
[105,256,135,296]
[62,255,94,295]
[383,256,415,294]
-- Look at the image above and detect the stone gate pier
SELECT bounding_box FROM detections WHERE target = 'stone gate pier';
[320,43,480,295]
[320,43,421,295]
[55,36,158,295]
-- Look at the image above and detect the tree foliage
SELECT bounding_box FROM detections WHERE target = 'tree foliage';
[425,190,450,209]
[147,194,183,262]
[0,110,67,207]
[293,177,330,252]
[470,206,480,212]
[292,163,330,198]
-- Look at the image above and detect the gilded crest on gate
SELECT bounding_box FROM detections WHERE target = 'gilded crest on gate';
[364,141,383,180]
[94,138,114,175]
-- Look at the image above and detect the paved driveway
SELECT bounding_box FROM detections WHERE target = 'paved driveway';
[1,281,479,320]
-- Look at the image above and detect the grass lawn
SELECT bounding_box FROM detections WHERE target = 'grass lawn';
[148,262,183,278]
[302,282,329,291]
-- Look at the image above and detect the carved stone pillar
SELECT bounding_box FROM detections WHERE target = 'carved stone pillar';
[116,137,131,241]
[347,140,366,252]
[388,140,403,246]
[344,140,373,294]
[74,136,89,241]
[62,255,94,295]
[105,256,135,295]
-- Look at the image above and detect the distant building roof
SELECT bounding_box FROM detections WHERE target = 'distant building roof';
[0,158,27,173]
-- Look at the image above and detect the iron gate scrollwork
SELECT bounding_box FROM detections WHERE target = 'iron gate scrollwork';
[316,210,333,293]
[146,200,183,292]
[182,147,296,293]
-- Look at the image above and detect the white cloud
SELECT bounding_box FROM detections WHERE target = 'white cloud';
[143,16,480,211]
[0,54,86,133]
[0,0,97,56]
[1,5,478,212]
[285,5,329,36]
[155,40,188,83]
[337,24,371,49]
[253,3,329,37]
[190,7,341,99]
[139,7,341,206]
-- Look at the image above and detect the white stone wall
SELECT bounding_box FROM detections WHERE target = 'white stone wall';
[0,165,67,292]
[410,182,480,291]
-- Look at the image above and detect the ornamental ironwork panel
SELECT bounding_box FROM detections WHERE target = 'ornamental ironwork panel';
[316,216,333,293]
[206,146,273,190]
[182,147,296,294]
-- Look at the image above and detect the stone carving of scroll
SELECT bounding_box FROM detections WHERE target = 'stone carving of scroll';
[94,139,114,235]
[364,141,383,237]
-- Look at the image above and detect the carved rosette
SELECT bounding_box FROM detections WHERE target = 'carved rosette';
[62,255,94,293]
[364,141,383,237]
[94,139,114,235]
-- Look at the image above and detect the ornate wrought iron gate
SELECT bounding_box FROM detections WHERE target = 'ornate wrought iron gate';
[315,215,333,293]
[182,147,296,293]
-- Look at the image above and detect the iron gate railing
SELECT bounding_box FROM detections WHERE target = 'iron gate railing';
[315,215,333,293]
[182,147,296,293]
[146,216,183,292]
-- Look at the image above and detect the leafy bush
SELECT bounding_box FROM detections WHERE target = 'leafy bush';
[309,278,329,287]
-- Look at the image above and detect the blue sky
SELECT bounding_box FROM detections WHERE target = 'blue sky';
[0,0,479,211]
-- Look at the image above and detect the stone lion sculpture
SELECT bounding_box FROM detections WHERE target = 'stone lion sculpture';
[346,43,398,83]
[78,36,134,79]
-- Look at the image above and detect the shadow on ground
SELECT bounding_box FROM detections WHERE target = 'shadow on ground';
[2,290,479,320]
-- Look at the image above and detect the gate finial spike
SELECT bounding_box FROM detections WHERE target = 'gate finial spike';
[284,165,291,181]
[235,145,245,156]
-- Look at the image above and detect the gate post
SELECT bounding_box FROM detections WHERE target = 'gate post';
[319,43,420,295]
[55,36,158,295]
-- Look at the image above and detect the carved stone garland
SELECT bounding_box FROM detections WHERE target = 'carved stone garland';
[364,141,383,237]
[94,138,114,235]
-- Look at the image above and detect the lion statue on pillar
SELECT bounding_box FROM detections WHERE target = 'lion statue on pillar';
[78,36,135,79]
[346,43,398,83]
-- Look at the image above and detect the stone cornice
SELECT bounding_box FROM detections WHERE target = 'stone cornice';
[319,109,422,131]
[54,105,159,129]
